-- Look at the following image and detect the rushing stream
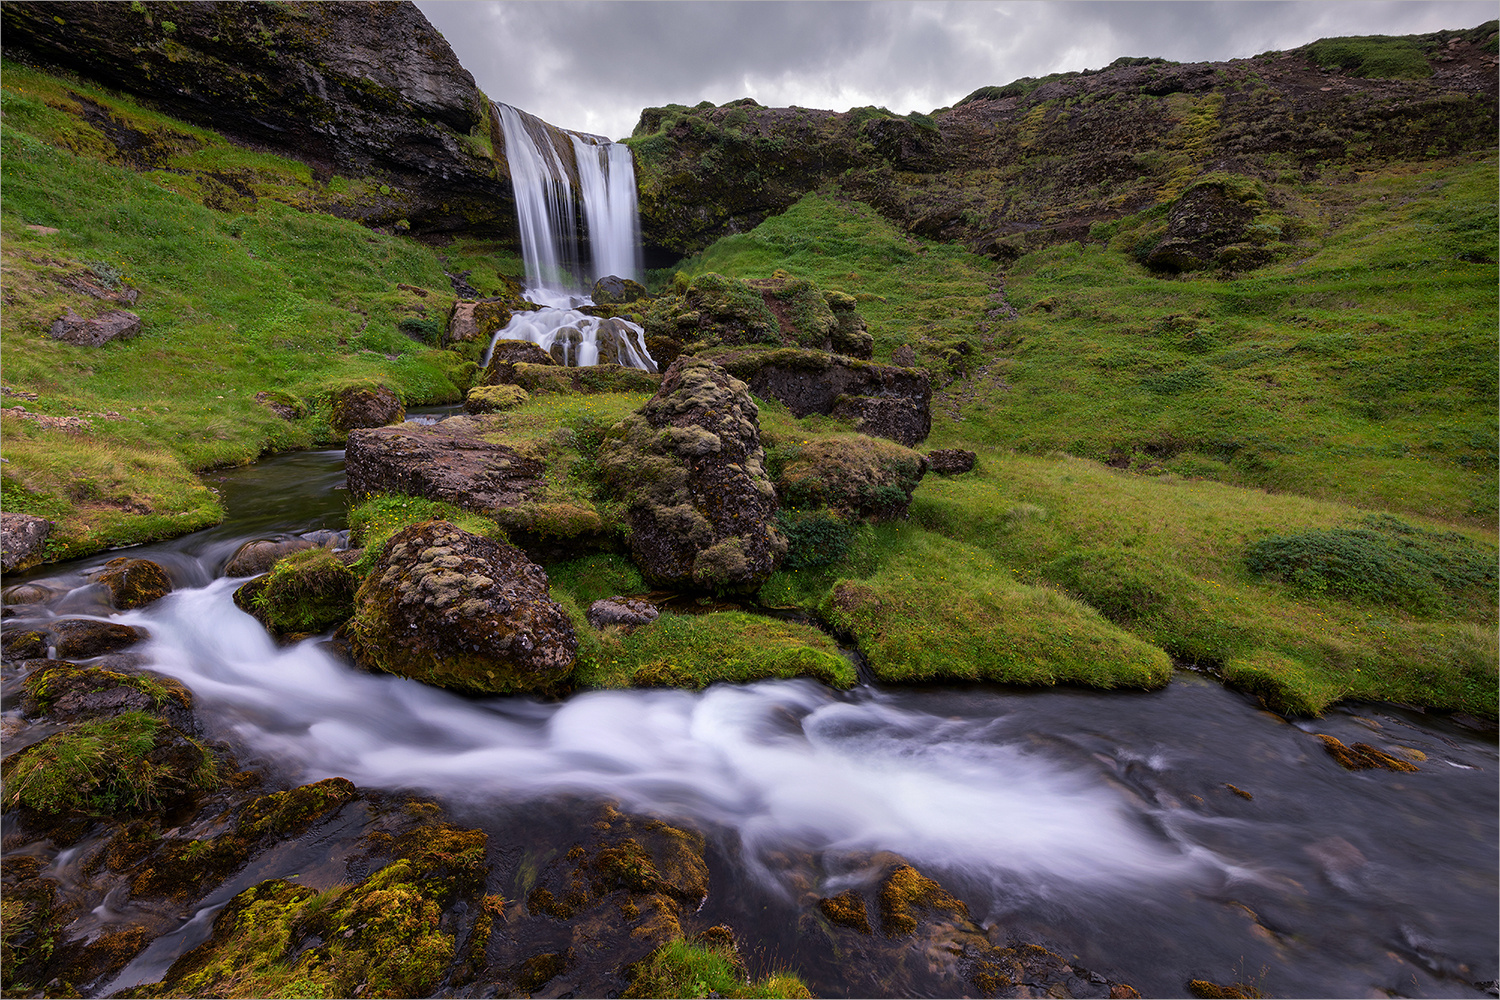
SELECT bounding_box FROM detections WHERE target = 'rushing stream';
[4,445,1497,998]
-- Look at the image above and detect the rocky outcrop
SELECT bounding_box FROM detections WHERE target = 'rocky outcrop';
[926,448,977,475]
[232,548,357,640]
[710,346,932,446]
[223,536,325,577]
[586,596,660,629]
[0,0,514,236]
[1,512,52,574]
[598,356,785,593]
[630,26,1498,259]
[446,299,512,357]
[48,307,142,346]
[463,384,529,414]
[348,520,577,694]
[493,361,661,396]
[89,557,172,610]
[344,419,545,511]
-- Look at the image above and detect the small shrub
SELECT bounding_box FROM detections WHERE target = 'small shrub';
[397,316,443,345]
[777,508,856,570]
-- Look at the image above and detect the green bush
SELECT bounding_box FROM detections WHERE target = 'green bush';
[777,508,856,570]
[1245,515,1496,612]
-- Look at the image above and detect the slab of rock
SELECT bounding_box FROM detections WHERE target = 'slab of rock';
[48,307,141,347]
[463,384,529,414]
[344,419,545,511]
[598,356,785,592]
[330,385,405,433]
[710,347,931,446]
[586,596,660,629]
[1,618,150,663]
[1,512,52,573]
[89,557,172,609]
[349,520,576,694]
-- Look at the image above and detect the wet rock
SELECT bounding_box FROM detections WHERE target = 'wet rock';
[329,384,405,433]
[481,337,557,385]
[1,582,59,606]
[344,418,545,511]
[926,448,977,475]
[592,275,648,306]
[464,383,529,414]
[1144,181,1259,273]
[1,511,52,573]
[776,436,929,521]
[1316,733,1420,772]
[818,890,873,934]
[48,306,142,346]
[3,618,148,662]
[712,346,932,446]
[223,536,325,577]
[349,520,577,695]
[586,596,660,629]
[89,556,172,610]
[21,661,194,729]
[234,548,357,640]
[598,356,785,593]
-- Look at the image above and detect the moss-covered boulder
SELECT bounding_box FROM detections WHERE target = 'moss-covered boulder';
[1,618,149,663]
[640,272,780,365]
[445,299,513,359]
[344,420,546,512]
[223,536,324,577]
[234,547,356,639]
[597,356,785,593]
[775,435,928,521]
[329,384,406,434]
[349,520,577,694]
[89,556,172,610]
[21,661,193,728]
[464,383,529,413]
[481,337,557,385]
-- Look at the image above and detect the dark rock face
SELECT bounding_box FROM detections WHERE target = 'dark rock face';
[344,419,545,511]
[349,520,577,695]
[48,307,142,346]
[0,0,514,236]
[712,347,932,447]
[926,448,977,475]
[598,356,785,593]
[90,557,172,610]
[586,597,660,629]
[1,512,52,573]
[329,385,405,433]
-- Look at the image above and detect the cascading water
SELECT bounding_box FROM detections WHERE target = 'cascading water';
[490,103,655,371]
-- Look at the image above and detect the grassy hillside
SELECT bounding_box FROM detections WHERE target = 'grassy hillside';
[0,60,521,559]
[671,177,1497,717]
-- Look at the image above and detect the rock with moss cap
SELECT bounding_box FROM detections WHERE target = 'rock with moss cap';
[776,435,929,521]
[329,384,405,433]
[598,356,785,593]
[89,556,173,610]
[349,520,577,694]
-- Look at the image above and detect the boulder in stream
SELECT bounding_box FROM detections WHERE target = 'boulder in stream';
[597,356,784,593]
[90,556,172,610]
[349,520,577,695]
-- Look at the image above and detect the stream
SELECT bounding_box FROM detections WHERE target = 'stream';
[3,442,1496,999]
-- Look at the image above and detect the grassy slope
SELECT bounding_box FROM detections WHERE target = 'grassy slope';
[673,180,1497,716]
[0,61,520,559]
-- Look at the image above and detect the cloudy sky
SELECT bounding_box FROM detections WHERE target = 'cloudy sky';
[414,1,1495,140]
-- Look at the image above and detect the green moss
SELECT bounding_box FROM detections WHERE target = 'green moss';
[571,609,855,691]
[251,546,356,634]
[23,663,189,717]
[346,493,500,576]
[622,936,812,1000]
[2,711,218,816]
[1304,35,1433,79]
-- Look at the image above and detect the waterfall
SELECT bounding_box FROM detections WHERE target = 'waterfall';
[493,103,654,371]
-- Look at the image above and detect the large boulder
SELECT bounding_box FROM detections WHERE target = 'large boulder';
[329,385,405,433]
[348,520,577,694]
[1,512,52,574]
[0,0,513,236]
[710,346,932,446]
[591,275,647,305]
[597,356,785,592]
[89,557,172,610]
[1143,180,1260,273]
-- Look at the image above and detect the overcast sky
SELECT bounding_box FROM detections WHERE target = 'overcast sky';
[414,1,1495,140]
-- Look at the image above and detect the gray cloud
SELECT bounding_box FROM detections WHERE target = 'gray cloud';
[414,1,1496,139]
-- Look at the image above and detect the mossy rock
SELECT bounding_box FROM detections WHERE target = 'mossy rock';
[348,520,577,695]
[775,435,929,521]
[329,383,405,433]
[464,383,529,414]
[21,662,192,724]
[243,546,357,638]
[504,361,660,396]
[90,556,172,610]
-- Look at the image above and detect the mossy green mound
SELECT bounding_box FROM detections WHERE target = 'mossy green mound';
[247,547,357,637]
[622,935,812,1000]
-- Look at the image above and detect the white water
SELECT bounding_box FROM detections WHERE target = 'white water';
[493,103,654,371]
[118,579,1198,896]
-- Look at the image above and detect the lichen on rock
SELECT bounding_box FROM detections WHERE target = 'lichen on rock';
[348,519,577,695]
[597,356,785,593]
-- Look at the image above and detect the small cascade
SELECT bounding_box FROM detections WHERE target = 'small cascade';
[492,103,655,372]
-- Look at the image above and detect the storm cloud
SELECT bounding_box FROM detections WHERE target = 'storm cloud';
[414,1,1495,139]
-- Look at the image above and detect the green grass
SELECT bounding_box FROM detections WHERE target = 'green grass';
[0,59,520,557]
[623,937,812,999]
